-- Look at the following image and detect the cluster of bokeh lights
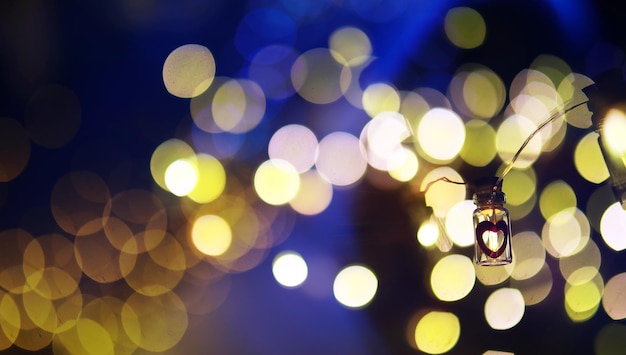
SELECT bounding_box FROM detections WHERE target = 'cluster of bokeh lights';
[1,4,626,354]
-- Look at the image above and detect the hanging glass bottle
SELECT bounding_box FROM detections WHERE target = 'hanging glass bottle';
[472,177,512,266]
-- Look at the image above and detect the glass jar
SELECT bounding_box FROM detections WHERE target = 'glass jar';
[472,177,512,266]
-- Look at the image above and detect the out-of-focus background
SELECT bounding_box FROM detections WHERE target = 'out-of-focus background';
[1,0,626,354]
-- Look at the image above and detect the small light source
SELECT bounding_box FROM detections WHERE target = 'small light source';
[473,177,512,266]
[598,109,626,210]
[583,69,626,210]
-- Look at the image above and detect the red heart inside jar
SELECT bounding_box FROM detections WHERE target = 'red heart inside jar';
[475,220,509,258]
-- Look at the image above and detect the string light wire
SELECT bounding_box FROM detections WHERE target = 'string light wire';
[421,176,466,192]
[420,100,590,193]
[494,100,589,190]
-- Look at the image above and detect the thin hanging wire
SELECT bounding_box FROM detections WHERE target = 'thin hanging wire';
[421,176,466,192]
[493,100,589,190]
[419,99,589,194]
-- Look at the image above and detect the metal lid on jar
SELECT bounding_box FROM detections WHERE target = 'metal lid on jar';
[473,176,505,205]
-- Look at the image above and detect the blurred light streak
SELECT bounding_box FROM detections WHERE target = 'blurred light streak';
[351,1,455,81]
